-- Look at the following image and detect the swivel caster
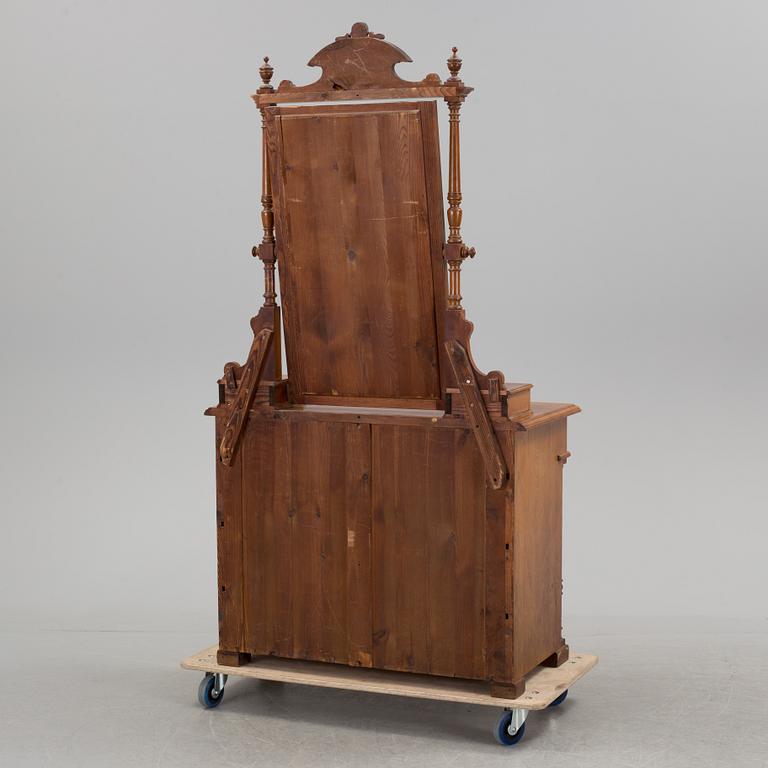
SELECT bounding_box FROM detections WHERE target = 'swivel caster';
[495,708,527,746]
[198,672,227,708]
[548,689,568,708]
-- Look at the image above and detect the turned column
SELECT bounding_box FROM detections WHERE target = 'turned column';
[443,47,475,311]
[250,55,281,382]
[254,56,277,308]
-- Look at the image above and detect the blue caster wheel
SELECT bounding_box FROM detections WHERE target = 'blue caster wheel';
[495,711,526,746]
[548,689,568,708]
[198,673,226,708]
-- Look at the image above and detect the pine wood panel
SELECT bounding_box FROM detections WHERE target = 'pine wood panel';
[344,423,375,667]
[240,419,372,665]
[371,424,485,679]
[240,418,290,657]
[511,420,567,677]
[214,416,245,653]
[484,431,512,686]
[267,101,445,405]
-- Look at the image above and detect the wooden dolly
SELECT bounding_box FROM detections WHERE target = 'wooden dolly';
[181,646,598,746]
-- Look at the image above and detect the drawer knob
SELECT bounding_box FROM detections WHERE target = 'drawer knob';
[557,450,572,465]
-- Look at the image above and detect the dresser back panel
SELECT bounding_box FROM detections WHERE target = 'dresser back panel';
[266,101,447,406]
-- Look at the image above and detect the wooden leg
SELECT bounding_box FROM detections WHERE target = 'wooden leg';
[490,679,526,699]
[541,641,569,668]
[217,649,251,666]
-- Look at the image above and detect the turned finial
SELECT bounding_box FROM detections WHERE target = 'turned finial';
[259,56,274,91]
[446,46,463,83]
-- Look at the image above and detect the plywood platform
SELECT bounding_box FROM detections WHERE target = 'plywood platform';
[181,647,598,710]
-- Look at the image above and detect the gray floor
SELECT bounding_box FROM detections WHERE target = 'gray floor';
[2,618,767,767]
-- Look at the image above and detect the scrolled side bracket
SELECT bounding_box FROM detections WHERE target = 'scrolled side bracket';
[219,328,274,466]
[445,339,508,490]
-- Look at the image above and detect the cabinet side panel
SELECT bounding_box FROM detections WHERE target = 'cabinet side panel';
[215,415,245,652]
[512,420,567,678]
[372,424,485,678]
[453,428,487,679]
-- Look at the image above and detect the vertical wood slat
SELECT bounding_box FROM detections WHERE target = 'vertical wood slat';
[241,419,292,657]
[452,428,487,677]
[371,425,427,671]
[215,415,245,654]
[345,423,374,667]
[484,430,516,686]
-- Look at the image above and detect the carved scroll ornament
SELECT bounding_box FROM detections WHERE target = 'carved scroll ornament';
[275,22,442,94]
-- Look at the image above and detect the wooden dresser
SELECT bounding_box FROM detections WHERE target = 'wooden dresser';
[204,22,579,698]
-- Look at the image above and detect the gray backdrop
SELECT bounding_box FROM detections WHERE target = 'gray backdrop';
[2,0,766,635]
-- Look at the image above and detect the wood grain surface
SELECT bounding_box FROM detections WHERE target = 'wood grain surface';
[267,101,445,406]
[240,419,372,666]
[371,424,486,679]
[512,420,569,677]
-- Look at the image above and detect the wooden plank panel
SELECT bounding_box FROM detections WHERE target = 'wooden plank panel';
[372,425,485,679]
[268,102,443,404]
[371,425,429,672]
[452,428,487,679]
[215,415,245,652]
[484,469,508,685]
[424,427,457,677]
[512,420,567,678]
[483,430,516,686]
[288,420,324,660]
[241,419,371,666]
[241,419,293,658]
[345,423,373,667]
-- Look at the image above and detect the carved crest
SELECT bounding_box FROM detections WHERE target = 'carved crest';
[276,22,441,93]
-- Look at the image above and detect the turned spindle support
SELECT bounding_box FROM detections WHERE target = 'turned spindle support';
[254,56,277,308]
[443,47,474,310]
[248,55,281,384]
